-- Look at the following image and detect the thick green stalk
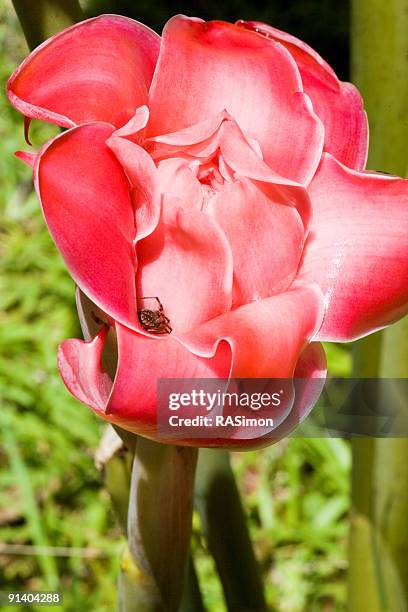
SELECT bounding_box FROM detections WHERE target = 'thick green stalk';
[12,0,84,49]
[349,0,408,609]
[97,427,204,612]
[375,330,408,607]
[195,449,266,612]
[121,439,198,612]
[179,555,205,612]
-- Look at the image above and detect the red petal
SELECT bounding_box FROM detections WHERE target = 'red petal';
[15,150,36,168]
[239,21,368,170]
[207,178,305,307]
[222,341,327,450]
[298,154,408,341]
[8,15,160,128]
[106,133,161,241]
[180,283,324,377]
[35,122,139,329]
[58,284,323,446]
[148,16,324,184]
[136,207,233,334]
[106,323,231,427]
[58,326,112,416]
[58,322,231,437]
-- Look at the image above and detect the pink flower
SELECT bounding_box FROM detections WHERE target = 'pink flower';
[8,15,408,448]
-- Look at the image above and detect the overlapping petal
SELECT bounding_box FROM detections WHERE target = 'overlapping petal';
[58,322,231,436]
[298,154,408,341]
[239,21,368,170]
[180,283,324,377]
[58,325,113,417]
[148,116,313,232]
[148,15,324,184]
[107,133,161,241]
[224,341,327,450]
[58,283,324,445]
[156,158,203,213]
[7,15,160,128]
[206,178,305,307]
[35,122,139,329]
[136,207,233,334]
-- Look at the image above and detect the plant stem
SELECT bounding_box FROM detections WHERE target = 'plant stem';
[97,427,204,611]
[350,0,408,609]
[179,554,205,612]
[12,0,84,49]
[120,438,198,611]
[195,449,266,612]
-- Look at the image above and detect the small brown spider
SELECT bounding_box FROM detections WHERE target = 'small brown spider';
[137,297,172,334]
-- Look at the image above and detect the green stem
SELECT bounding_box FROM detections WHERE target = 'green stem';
[12,0,84,49]
[375,323,408,603]
[349,0,408,609]
[121,438,198,611]
[179,554,205,612]
[98,427,204,612]
[195,449,266,612]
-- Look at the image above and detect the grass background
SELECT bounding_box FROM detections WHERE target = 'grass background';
[0,1,353,609]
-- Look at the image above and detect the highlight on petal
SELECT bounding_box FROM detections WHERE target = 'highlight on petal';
[58,285,324,447]
[239,20,368,170]
[156,158,203,212]
[136,207,233,335]
[298,154,408,341]
[206,177,305,307]
[8,15,160,129]
[223,341,327,450]
[148,15,324,184]
[113,105,150,142]
[148,110,230,148]
[58,326,112,416]
[106,323,231,425]
[58,321,231,436]
[180,283,325,378]
[35,122,139,329]
[107,133,161,241]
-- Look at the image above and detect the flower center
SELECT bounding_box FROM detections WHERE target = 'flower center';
[195,153,233,206]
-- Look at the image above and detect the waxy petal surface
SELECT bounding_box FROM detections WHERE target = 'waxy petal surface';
[58,322,231,436]
[107,134,161,241]
[8,15,160,128]
[156,158,203,213]
[207,178,305,307]
[240,21,368,170]
[181,283,324,378]
[225,341,327,450]
[298,154,408,341]
[58,285,324,446]
[107,323,231,426]
[35,122,139,329]
[136,208,233,334]
[58,326,112,416]
[148,16,324,184]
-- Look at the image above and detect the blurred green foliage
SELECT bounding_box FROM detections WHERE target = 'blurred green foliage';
[0,1,352,610]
